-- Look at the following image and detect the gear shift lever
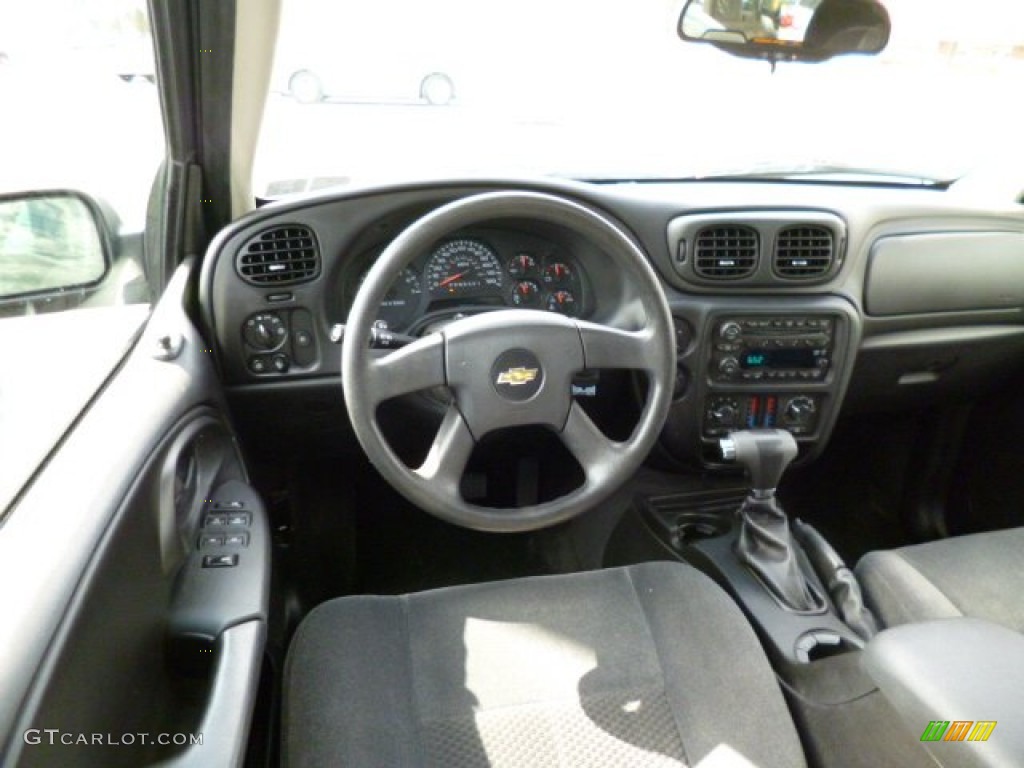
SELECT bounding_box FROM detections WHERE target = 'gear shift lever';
[720,430,798,498]
[720,430,822,612]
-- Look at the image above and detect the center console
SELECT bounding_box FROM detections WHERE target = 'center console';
[663,298,860,467]
[705,314,836,447]
[704,312,842,432]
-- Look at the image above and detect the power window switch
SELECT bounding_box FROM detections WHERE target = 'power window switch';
[213,500,246,510]
[224,532,249,548]
[198,534,225,549]
[202,554,238,569]
[226,513,251,527]
[204,514,228,528]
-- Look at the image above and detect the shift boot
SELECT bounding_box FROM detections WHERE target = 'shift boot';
[735,494,821,612]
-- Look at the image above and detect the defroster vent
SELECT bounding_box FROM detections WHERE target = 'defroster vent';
[774,226,834,278]
[694,226,759,279]
[237,225,320,285]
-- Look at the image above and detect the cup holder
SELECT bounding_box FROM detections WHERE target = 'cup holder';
[794,630,858,663]
[672,512,731,547]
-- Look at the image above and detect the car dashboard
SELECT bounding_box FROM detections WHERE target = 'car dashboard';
[199,176,1024,468]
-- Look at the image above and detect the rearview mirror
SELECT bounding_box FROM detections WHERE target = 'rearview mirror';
[0,191,110,300]
[679,0,891,63]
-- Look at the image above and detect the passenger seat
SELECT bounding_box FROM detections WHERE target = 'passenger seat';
[855,527,1024,632]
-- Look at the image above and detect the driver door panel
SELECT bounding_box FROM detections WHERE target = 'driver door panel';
[0,262,268,767]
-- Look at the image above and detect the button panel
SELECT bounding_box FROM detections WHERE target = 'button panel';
[242,307,319,375]
[197,500,252,567]
[704,394,821,437]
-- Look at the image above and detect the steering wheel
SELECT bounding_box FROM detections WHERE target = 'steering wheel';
[342,191,675,532]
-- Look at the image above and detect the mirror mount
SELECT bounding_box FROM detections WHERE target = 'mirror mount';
[679,0,891,64]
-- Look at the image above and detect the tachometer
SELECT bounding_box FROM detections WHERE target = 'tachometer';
[426,239,504,298]
[358,266,423,330]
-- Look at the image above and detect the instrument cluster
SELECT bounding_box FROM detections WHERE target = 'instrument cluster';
[347,231,587,332]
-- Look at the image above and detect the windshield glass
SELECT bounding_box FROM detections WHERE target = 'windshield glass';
[254,0,1024,193]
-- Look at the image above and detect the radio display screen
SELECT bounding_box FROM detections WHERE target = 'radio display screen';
[741,349,818,369]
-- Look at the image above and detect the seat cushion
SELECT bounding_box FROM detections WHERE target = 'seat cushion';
[283,561,805,767]
[856,527,1024,633]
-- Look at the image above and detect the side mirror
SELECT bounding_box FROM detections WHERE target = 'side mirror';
[679,0,891,64]
[0,190,111,300]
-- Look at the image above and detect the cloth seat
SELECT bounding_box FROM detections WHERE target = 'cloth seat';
[283,561,805,767]
[856,527,1024,633]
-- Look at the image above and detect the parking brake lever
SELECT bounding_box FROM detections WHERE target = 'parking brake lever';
[792,518,879,640]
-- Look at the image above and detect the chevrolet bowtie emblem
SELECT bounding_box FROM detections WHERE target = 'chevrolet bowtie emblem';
[496,367,539,386]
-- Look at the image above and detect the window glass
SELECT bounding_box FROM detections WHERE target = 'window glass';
[255,0,1024,193]
[0,0,162,228]
[0,0,164,517]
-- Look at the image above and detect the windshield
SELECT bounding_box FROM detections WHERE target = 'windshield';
[254,0,1024,193]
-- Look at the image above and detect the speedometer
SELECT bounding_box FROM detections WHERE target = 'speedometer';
[426,239,504,298]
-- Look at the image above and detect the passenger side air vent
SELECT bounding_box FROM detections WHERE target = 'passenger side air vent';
[694,226,759,279]
[237,225,320,285]
[774,226,834,278]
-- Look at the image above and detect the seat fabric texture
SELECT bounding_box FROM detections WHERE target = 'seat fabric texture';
[283,561,805,767]
[856,526,1024,632]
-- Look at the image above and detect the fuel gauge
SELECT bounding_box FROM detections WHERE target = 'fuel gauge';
[546,290,577,316]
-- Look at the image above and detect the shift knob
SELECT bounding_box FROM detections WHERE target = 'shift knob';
[719,429,798,496]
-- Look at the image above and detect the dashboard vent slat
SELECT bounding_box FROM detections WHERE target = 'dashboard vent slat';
[237,225,320,285]
[774,226,834,278]
[694,225,759,279]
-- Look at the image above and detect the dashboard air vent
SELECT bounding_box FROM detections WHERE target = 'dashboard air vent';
[774,226,834,278]
[237,225,320,285]
[694,225,759,279]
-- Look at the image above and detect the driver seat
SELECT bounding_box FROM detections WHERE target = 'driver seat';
[282,562,806,767]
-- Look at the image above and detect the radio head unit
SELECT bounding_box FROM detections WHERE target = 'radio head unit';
[710,316,834,383]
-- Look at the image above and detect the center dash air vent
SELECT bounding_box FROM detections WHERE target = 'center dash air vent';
[693,225,759,279]
[237,225,320,285]
[774,226,834,278]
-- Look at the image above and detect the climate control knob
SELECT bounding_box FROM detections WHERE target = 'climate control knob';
[711,404,738,426]
[783,396,816,427]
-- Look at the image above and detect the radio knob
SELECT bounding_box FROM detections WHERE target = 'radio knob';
[718,356,740,376]
[784,396,816,427]
[719,321,742,341]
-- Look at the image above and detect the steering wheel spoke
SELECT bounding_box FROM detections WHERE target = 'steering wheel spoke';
[365,333,446,405]
[576,320,658,372]
[414,405,475,495]
[560,401,625,481]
